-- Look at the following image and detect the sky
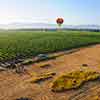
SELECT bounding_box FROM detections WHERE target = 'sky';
[0,0,99,25]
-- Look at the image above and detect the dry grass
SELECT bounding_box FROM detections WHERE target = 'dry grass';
[93,96,100,100]
[39,63,51,68]
[51,70,100,92]
[29,72,56,83]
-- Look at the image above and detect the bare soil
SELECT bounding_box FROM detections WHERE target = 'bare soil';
[1,44,100,100]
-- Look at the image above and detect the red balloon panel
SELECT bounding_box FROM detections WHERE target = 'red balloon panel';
[56,18,64,24]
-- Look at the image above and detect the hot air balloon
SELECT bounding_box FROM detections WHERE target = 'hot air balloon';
[56,18,64,30]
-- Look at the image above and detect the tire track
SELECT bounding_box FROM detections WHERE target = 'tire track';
[69,81,100,100]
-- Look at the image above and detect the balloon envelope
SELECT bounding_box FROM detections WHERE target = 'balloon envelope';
[56,18,64,25]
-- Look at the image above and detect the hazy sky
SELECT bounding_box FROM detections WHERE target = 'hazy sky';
[0,0,99,25]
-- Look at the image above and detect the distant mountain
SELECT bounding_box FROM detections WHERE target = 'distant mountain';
[73,25,100,30]
[0,23,99,30]
[0,23,57,29]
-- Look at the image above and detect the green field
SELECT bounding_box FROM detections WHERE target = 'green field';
[0,30,100,61]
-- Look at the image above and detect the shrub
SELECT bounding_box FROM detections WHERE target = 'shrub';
[22,59,34,65]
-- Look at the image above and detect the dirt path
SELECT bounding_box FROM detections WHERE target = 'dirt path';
[1,44,100,100]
